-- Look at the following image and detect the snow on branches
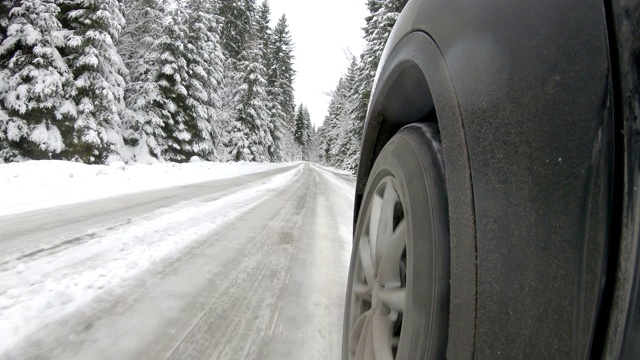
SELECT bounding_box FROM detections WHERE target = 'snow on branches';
[0,0,302,164]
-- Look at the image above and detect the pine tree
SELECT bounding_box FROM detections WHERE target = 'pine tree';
[320,0,408,172]
[188,0,225,116]
[0,0,74,161]
[0,0,305,164]
[266,13,295,161]
[318,80,346,167]
[341,57,366,171]
[254,0,282,161]
[294,103,316,161]
[255,0,271,61]
[0,0,14,43]
[307,122,319,162]
[294,103,306,147]
[181,0,223,158]
[153,5,189,161]
[301,105,314,161]
[118,0,165,68]
[227,35,272,162]
[218,0,260,161]
[218,0,255,62]
[118,0,168,162]
[152,3,213,162]
[319,57,360,170]
[215,56,242,158]
[353,0,408,125]
[268,14,295,126]
[59,0,128,163]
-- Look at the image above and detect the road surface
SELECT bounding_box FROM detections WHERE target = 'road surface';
[0,163,354,360]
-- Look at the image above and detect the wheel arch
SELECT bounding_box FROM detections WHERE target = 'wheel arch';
[354,31,478,360]
[354,0,615,357]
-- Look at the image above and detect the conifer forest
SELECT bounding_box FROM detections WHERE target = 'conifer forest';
[0,0,407,172]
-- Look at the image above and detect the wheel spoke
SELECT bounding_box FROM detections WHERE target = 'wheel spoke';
[379,219,407,286]
[350,175,412,359]
[368,189,384,263]
[353,281,371,300]
[379,286,406,314]
[364,313,376,360]
[375,182,398,274]
[354,311,374,360]
[358,235,376,286]
[349,311,368,356]
[372,311,394,360]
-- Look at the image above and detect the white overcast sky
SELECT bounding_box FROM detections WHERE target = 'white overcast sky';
[267,0,368,128]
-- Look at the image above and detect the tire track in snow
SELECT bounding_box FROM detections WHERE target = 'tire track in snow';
[0,165,298,267]
[0,165,303,355]
[165,167,315,360]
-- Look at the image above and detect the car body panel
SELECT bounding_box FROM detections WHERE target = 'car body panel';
[356,0,614,358]
[603,0,640,358]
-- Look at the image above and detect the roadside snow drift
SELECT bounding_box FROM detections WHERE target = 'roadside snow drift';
[0,160,295,216]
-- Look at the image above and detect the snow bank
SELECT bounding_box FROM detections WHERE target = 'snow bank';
[0,160,296,216]
[0,166,302,352]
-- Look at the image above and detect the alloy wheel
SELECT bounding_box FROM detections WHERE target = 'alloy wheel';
[348,177,407,360]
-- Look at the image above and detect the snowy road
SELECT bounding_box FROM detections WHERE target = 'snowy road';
[0,163,354,360]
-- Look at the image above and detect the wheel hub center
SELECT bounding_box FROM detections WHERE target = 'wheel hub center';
[371,282,381,309]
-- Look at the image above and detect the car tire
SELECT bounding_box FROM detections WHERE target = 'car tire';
[343,123,450,359]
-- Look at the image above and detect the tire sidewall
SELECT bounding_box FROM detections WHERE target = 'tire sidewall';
[343,124,449,360]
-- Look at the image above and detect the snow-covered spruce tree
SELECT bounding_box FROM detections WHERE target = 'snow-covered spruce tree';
[58,0,128,163]
[294,103,315,161]
[307,122,319,162]
[181,0,223,158]
[118,0,166,70]
[191,0,225,132]
[293,103,306,146]
[218,0,255,63]
[318,80,346,167]
[227,39,273,162]
[268,14,295,127]
[339,57,367,171]
[0,0,74,161]
[149,1,222,162]
[0,0,14,43]
[320,0,408,172]
[151,6,191,161]
[217,0,256,160]
[318,57,360,171]
[352,0,408,125]
[294,104,309,156]
[117,0,168,162]
[255,0,281,161]
[266,14,295,161]
[255,0,271,61]
[215,56,242,159]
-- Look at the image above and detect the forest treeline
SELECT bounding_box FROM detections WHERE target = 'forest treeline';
[0,0,316,163]
[318,0,407,172]
[0,0,406,169]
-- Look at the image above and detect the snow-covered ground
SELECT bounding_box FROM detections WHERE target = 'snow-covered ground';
[0,167,301,353]
[0,161,355,359]
[0,160,295,216]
